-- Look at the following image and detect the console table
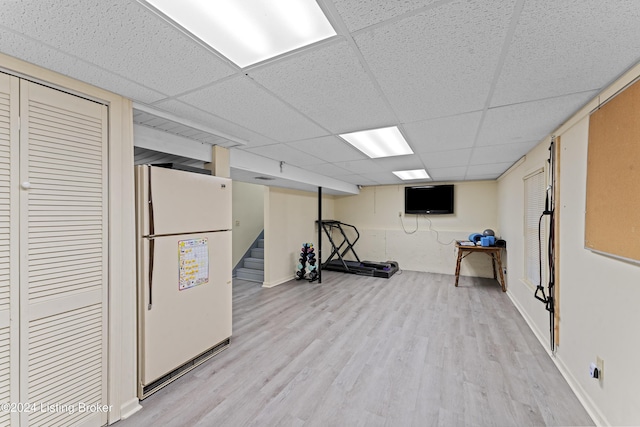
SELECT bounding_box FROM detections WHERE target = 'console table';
[454,241,506,292]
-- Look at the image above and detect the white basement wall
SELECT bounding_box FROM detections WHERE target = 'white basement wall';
[333,181,499,278]
[263,187,335,287]
[497,65,640,425]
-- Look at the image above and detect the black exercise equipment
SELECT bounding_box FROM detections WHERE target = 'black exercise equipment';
[296,243,318,282]
[534,138,556,352]
[318,220,399,278]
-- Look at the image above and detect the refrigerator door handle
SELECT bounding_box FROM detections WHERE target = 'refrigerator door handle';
[148,237,154,310]
[147,166,156,310]
[148,165,155,236]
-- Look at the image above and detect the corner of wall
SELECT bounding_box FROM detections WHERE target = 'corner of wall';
[261,275,295,288]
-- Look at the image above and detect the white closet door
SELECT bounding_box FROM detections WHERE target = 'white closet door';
[0,72,19,427]
[19,81,108,427]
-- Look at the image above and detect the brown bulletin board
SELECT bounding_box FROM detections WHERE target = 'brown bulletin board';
[585,79,640,262]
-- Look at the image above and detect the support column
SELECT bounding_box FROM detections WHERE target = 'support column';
[205,145,230,178]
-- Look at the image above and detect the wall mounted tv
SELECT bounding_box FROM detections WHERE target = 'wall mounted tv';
[404,185,454,215]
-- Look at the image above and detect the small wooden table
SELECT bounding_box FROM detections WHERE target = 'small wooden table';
[454,241,506,292]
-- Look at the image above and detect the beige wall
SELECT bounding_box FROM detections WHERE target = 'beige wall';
[232,181,265,268]
[498,66,640,425]
[263,187,334,287]
[333,182,498,277]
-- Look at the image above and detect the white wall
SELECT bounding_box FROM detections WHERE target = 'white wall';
[498,67,640,425]
[497,141,551,339]
[333,182,499,278]
[263,187,334,287]
[232,181,264,268]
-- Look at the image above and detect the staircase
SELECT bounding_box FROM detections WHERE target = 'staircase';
[236,239,264,283]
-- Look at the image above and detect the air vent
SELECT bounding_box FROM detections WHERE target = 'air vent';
[254,176,275,181]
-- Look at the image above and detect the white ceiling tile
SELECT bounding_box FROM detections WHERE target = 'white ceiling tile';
[427,166,467,181]
[470,141,537,165]
[178,76,329,142]
[465,173,501,181]
[0,0,235,96]
[404,111,482,153]
[372,155,424,171]
[338,174,379,186]
[333,159,380,174]
[419,149,472,169]
[250,41,396,133]
[0,28,166,103]
[2,0,636,192]
[354,0,516,122]
[492,0,640,106]
[477,91,597,146]
[332,0,445,32]
[304,163,354,177]
[466,162,513,177]
[285,136,368,162]
[245,144,325,167]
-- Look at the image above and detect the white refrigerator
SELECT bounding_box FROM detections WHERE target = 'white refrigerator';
[135,165,232,398]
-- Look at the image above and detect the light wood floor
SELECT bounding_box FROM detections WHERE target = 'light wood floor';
[118,270,593,427]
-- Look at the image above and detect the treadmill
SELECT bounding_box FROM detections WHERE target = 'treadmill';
[319,220,399,278]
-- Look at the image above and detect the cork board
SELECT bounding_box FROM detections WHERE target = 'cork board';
[585,79,640,261]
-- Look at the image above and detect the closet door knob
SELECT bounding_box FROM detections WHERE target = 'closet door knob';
[21,181,31,190]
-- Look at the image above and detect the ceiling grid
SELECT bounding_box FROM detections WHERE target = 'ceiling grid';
[2,0,640,192]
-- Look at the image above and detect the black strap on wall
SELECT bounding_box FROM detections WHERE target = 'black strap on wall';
[534,139,556,351]
[318,186,322,284]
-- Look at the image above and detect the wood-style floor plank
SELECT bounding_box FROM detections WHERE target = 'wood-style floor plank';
[117,270,593,427]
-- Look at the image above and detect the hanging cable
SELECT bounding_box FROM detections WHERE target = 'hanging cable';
[399,214,455,245]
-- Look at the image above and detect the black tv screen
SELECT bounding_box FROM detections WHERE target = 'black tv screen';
[404,185,454,214]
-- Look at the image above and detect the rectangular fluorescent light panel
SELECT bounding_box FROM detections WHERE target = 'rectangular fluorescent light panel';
[340,126,414,158]
[144,0,336,68]
[393,169,430,180]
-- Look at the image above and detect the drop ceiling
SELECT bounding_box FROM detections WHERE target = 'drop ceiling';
[2,0,640,193]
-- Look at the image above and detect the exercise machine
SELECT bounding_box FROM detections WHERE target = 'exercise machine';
[319,220,399,278]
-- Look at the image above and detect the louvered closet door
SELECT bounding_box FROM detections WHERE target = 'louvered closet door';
[19,81,108,427]
[0,72,19,427]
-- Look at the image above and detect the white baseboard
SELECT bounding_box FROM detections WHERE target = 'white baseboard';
[119,397,142,421]
[552,351,608,426]
[505,290,608,427]
[261,275,294,288]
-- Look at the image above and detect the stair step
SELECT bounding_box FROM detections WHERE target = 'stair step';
[244,257,264,270]
[258,239,264,248]
[236,267,264,282]
[251,248,264,259]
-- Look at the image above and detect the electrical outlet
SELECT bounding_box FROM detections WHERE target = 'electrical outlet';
[589,362,598,378]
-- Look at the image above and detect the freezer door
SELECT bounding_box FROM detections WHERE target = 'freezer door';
[138,231,232,386]
[136,165,231,236]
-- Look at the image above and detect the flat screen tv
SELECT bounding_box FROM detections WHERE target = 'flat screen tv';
[404,185,454,215]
